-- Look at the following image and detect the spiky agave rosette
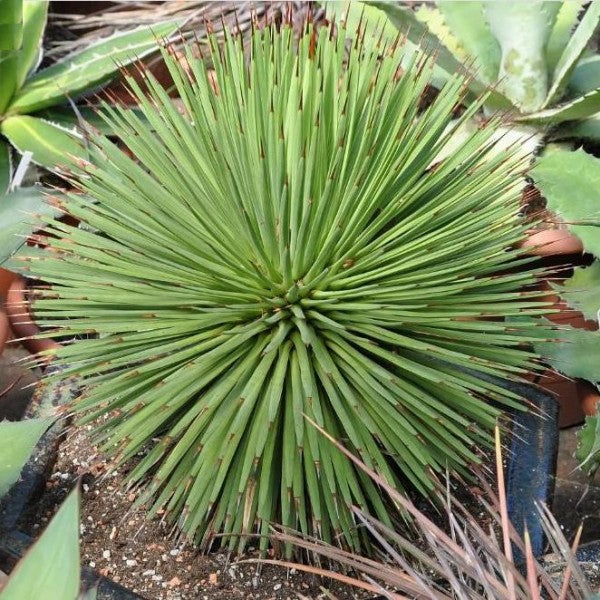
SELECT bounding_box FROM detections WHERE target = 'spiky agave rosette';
[26,23,548,553]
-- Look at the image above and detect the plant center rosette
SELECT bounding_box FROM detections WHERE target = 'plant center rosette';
[23,23,549,555]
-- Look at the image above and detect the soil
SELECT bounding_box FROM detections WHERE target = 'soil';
[18,426,373,600]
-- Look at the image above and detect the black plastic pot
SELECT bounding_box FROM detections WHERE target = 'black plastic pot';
[504,379,559,562]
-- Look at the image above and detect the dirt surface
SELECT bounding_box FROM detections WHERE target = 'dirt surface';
[19,426,374,600]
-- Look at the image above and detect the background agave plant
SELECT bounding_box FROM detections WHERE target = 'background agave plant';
[0,0,177,172]
[24,22,549,554]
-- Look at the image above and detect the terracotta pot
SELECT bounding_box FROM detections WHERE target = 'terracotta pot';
[0,308,8,356]
[0,268,16,300]
[530,278,598,427]
[520,228,584,258]
[579,380,600,418]
[5,277,60,356]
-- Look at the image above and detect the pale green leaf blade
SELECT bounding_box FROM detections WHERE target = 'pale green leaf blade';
[0,138,11,195]
[0,486,80,600]
[15,0,48,88]
[0,0,22,111]
[484,0,551,112]
[576,413,600,475]
[519,87,600,124]
[535,326,600,382]
[531,147,600,256]
[9,21,179,113]
[0,114,86,169]
[0,0,22,50]
[568,54,600,96]
[561,262,600,321]
[0,51,18,114]
[36,105,147,136]
[0,417,50,496]
[544,0,600,107]
[559,113,600,140]
[546,0,585,71]
[437,1,500,84]
[0,186,60,264]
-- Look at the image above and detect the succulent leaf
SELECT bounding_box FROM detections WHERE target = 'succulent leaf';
[577,413,600,476]
[519,85,600,124]
[0,186,61,264]
[560,113,600,140]
[8,21,180,114]
[33,25,548,553]
[0,487,80,600]
[0,139,11,195]
[535,326,600,383]
[544,0,600,108]
[0,114,86,169]
[484,1,551,112]
[437,1,501,84]
[16,0,47,89]
[546,0,585,72]
[569,54,600,97]
[561,262,600,322]
[0,417,50,497]
[531,147,600,256]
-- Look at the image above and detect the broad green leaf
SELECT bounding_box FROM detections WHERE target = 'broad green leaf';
[36,105,147,136]
[437,1,501,84]
[0,486,80,600]
[366,0,512,108]
[546,0,585,72]
[0,139,11,195]
[484,1,551,112]
[519,86,600,124]
[414,4,464,60]
[576,413,600,475]
[0,0,22,51]
[568,54,600,96]
[0,186,60,264]
[0,51,18,113]
[531,147,600,256]
[9,21,180,114]
[16,0,48,88]
[559,113,600,140]
[544,1,600,107]
[0,417,50,497]
[0,114,86,169]
[561,262,600,321]
[535,326,600,382]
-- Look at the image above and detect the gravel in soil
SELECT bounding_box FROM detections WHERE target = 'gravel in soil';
[18,426,374,600]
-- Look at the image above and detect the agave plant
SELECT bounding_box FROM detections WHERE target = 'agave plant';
[357,0,600,126]
[0,0,177,173]
[24,21,549,554]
